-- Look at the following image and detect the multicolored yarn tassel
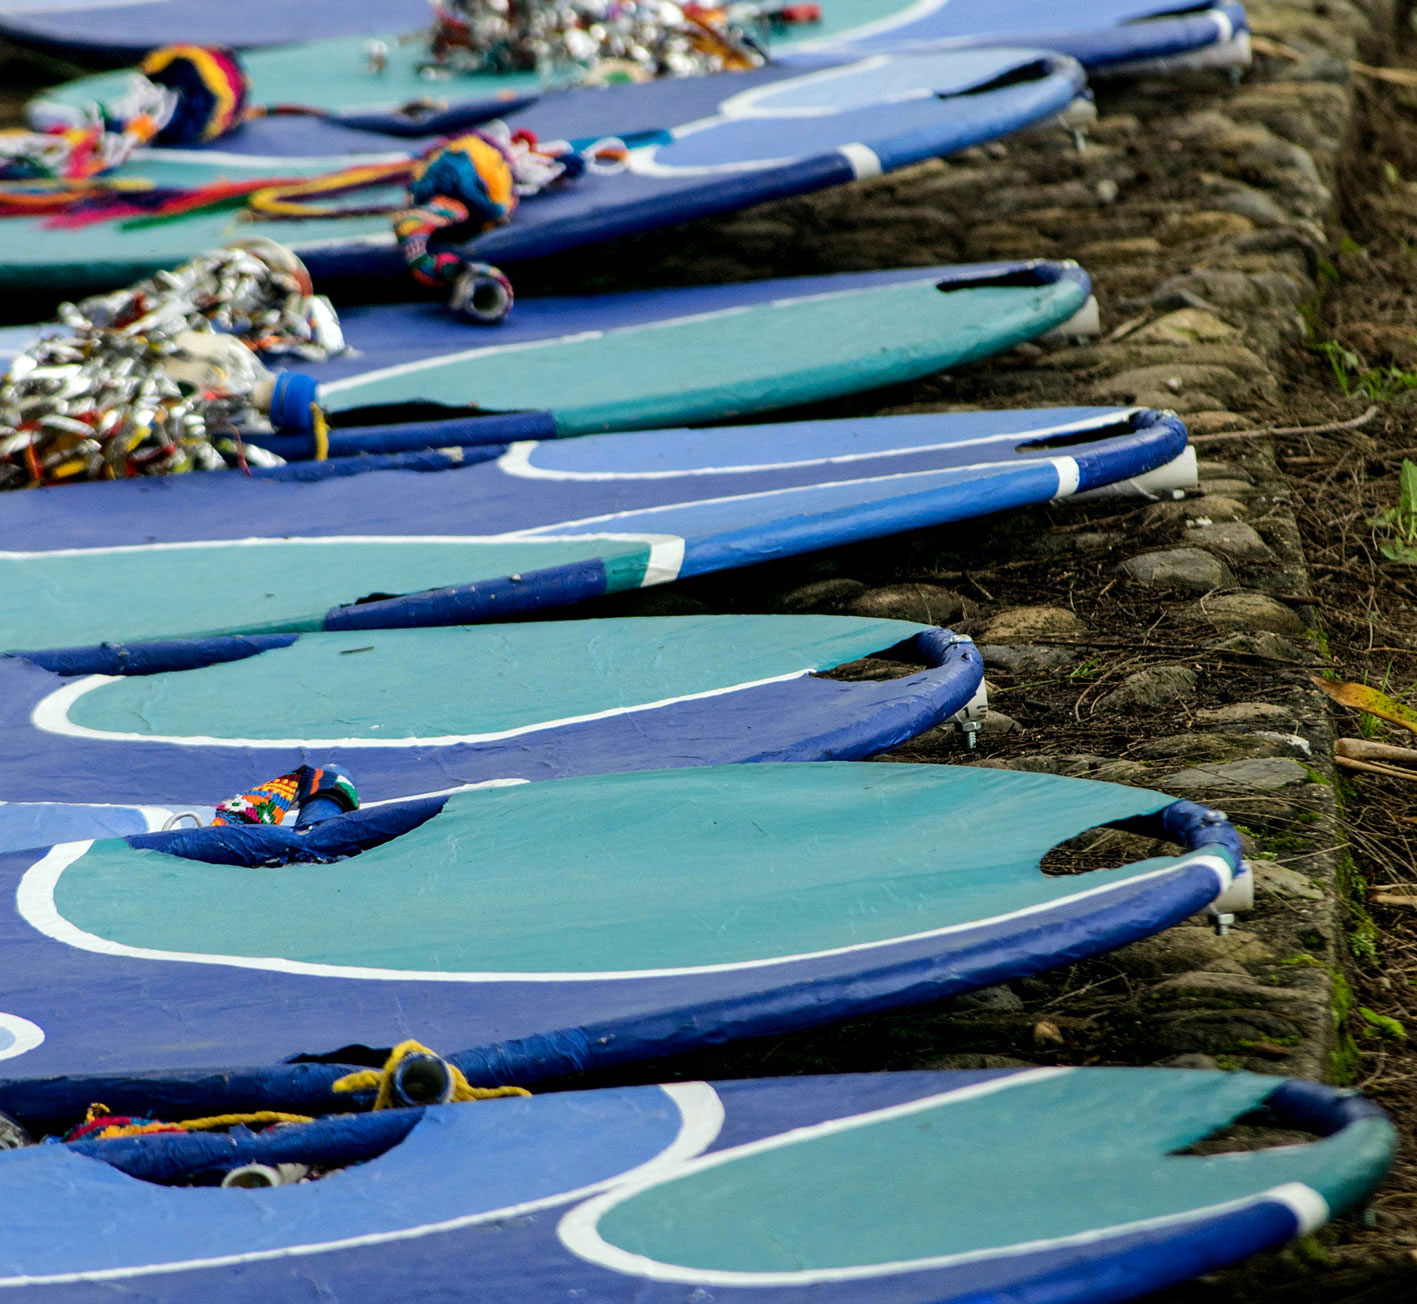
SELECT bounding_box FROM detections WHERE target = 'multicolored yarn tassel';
[392,126,591,323]
[138,45,250,145]
[0,44,250,213]
[211,764,360,827]
[63,1103,315,1143]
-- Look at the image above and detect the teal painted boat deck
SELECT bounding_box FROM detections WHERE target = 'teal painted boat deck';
[50,764,1187,976]
[586,1069,1396,1279]
[320,277,1088,432]
[62,616,924,742]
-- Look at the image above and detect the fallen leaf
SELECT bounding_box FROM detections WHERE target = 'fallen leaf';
[1312,677,1417,736]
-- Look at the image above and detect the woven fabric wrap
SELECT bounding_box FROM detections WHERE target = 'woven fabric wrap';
[211,765,360,827]
[139,45,250,145]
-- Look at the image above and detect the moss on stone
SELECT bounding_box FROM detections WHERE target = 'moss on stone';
[1358,1007,1407,1040]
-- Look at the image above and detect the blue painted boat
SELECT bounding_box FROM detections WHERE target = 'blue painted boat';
[0,407,1187,654]
[0,48,1087,293]
[26,2,1249,116]
[3,263,1095,437]
[0,761,1249,1101]
[0,615,982,848]
[0,1070,1390,1304]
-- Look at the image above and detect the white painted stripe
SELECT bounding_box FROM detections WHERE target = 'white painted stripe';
[1271,1181,1330,1236]
[318,331,602,396]
[642,537,686,587]
[838,142,883,179]
[785,0,949,53]
[1051,455,1082,499]
[0,1013,43,1062]
[129,147,409,169]
[0,1082,724,1288]
[30,665,809,749]
[14,845,1234,985]
[285,231,398,254]
[493,412,1146,484]
[511,455,1097,537]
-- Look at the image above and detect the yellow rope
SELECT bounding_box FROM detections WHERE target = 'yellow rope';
[176,1111,316,1131]
[311,404,329,461]
[78,1104,315,1140]
[246,160,413,220]
[332,1040,529,1109]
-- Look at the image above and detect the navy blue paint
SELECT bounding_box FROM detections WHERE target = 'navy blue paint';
[13,635,299,677]
[252,412,559,460]
[126,796,447,865]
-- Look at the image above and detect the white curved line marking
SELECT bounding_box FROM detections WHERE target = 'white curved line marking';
[32,665,802,749]
[0,1013,43,1062]
[15,845,1232,983]
[0,1082,724,1288]
[496,412,1143,482]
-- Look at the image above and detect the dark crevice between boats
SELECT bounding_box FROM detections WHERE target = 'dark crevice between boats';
[1123,5,1221,24]
[1016,418,1140,452]
[932,266,1062,292]
[945,60,1059,100]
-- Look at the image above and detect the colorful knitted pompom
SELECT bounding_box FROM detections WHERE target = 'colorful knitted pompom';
[212,764,359,827]
[140,44,250,145]
[409,133,517,229]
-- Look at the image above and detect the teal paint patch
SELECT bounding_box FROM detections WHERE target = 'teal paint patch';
[52,764,1182,974]
[593,1070,1393,1274]
[324,279,1089,431]
[1,537,652,651]
[66,616,925,741]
